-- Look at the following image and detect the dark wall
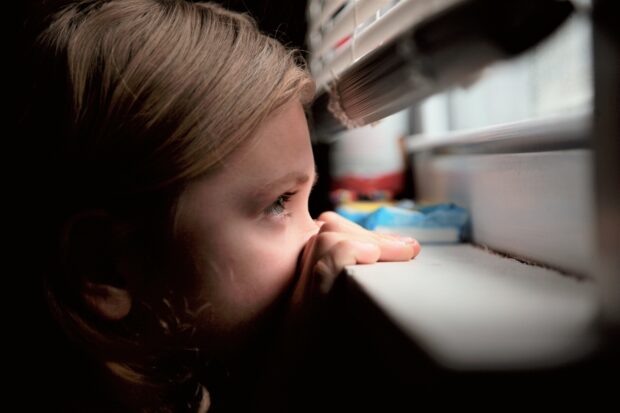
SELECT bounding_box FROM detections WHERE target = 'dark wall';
[19,0,308,52]
[210,0,309,52]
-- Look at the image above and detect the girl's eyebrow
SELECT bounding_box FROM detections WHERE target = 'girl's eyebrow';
[253,168,318,199]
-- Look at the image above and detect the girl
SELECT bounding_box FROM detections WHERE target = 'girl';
[22,0,420,411]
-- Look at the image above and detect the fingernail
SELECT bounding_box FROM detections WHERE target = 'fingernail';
[381,233,418,245]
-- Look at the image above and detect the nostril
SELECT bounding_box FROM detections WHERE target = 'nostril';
[302,218,322,240]
[308,220,322,237]
[314,219,325,229]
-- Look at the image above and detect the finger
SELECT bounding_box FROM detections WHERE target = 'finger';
[313,239,380,295]
[318,212,421,258]
[313,228,418,263]
[411,238,421,257]
[305,230,366,269]
[374,233,421,258]
[317,212,403,247]
[373,237,417,261]
[317,211,368,235]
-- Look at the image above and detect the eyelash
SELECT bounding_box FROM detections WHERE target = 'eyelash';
[265,191,297,217]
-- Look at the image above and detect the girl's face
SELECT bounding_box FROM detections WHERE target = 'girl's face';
[173,100,319,353]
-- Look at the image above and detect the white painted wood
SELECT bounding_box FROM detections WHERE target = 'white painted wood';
[345,244,600,370]
[413,149,596,277]
[407,109,590,153]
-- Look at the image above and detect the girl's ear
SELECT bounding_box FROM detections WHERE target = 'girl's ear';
[61,210,135,321]
[81,281,132,321]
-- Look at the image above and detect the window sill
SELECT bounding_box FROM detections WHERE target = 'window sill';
[344,243,600,371]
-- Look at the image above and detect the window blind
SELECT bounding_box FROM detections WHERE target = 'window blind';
[307,0,575,137]
[308,0,463,92]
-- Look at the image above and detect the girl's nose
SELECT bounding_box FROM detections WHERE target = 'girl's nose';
[313,219,325,232]
[302,211,322,238]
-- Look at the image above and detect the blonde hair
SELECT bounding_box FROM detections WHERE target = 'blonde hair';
[42,0,313,193]
[29,0,314,411]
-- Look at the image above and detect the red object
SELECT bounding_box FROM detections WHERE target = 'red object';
[335,34,352,49]
[332,171,404,198]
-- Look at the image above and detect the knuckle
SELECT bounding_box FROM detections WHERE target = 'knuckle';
[314,257,332,279]
[334,238,356,253]
[319,221,339,233]
[317,211,340,224]
[314,258,337,295]
[314,231,340,250]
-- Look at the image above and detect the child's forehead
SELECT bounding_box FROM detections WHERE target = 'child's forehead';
[187,102,314,193]
[220,101,311,165]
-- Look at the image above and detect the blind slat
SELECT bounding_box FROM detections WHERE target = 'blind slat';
[311,0,463,92]
[308,0,575,137]
[311,0,396,58]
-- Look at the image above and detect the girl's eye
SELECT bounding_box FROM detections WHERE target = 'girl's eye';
[265,191,296,216]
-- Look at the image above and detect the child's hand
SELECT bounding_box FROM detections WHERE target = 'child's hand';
[251,212,420,410]
[290,211,420,311]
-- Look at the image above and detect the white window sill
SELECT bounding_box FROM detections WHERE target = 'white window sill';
[344,244,600,371]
